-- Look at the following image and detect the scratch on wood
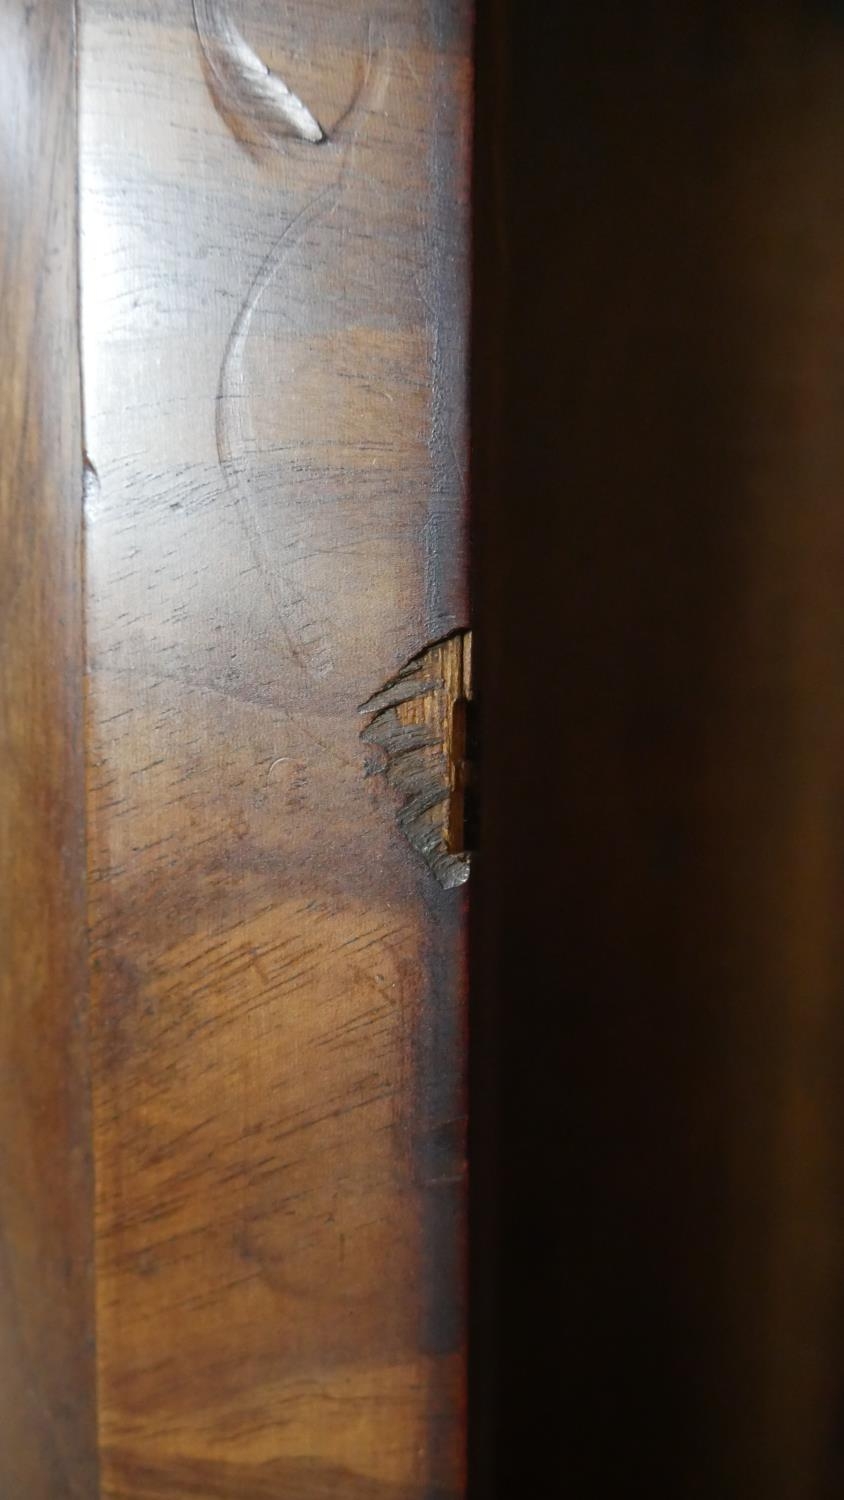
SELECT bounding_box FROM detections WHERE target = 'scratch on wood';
[214,188,338,680]
[212,42,389,683]
[192,0,325,147]
[360,631,473,889]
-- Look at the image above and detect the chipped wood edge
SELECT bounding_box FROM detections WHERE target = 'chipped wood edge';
[360,631,473,890]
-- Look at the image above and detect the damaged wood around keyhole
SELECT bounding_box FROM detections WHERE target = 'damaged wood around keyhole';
[360,630,475,889]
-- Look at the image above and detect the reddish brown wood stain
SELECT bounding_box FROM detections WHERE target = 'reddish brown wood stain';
[0,6,98,1496]
[79,2,471,1495]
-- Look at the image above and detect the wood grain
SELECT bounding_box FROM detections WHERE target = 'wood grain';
[79,2,471,1496]
[361,631,472,890]
[0,4,98,1496]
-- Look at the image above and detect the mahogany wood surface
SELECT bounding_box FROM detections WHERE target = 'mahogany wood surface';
[78,2,471,1497]
[0,6,98,1497]
[23,4,844,1496]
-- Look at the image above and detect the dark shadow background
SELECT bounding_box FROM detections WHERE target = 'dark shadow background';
[470,4,844,1495]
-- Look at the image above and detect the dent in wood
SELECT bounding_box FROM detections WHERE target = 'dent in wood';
[360,632,473,890]
[192,0,325,147]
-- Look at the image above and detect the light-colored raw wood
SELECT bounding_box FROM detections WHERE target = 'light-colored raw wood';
[361,631,473,889]
[79,3,471,1496]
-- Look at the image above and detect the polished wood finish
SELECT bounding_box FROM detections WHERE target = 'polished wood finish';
[79,2,470,1496]
[0,5,98,1496]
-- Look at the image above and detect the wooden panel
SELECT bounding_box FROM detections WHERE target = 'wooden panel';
[79,3,471,1496]
[472,2,844,1495]
[0,5,98,1496]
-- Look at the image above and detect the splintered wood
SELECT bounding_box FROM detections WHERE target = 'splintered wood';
[361,631,473,889]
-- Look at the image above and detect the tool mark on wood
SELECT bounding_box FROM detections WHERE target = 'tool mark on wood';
[214,44,388,681]
[215,187,338,680]
[192,0,325,147]
[360,631,473,889]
